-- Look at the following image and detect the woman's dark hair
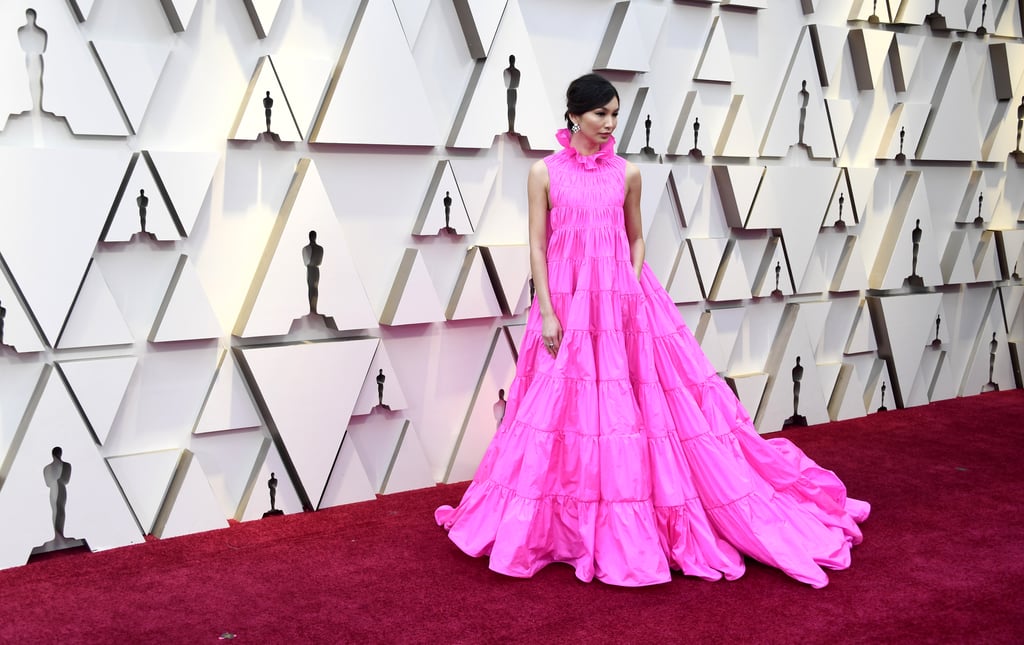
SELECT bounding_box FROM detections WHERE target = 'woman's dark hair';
[564,73,619,129]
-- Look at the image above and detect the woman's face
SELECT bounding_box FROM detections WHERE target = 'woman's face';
[571,96,619,144]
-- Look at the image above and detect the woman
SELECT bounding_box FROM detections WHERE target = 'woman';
[436,73,869,588]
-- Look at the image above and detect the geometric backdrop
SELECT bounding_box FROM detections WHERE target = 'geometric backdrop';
[0,0,1021,568]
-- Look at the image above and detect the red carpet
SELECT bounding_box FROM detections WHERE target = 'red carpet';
[1,390,1022,644]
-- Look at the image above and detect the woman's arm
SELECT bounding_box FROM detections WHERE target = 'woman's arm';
[623,161,645,278]
[527,160,561,355]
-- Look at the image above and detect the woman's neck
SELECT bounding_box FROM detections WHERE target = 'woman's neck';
[570,132,601,156]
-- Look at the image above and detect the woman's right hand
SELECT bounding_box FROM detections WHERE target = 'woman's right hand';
[541,312,562,357]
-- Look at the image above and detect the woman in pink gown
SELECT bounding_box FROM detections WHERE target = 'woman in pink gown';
[436,74,869,588]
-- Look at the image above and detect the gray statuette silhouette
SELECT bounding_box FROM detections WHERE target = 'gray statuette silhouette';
[641,114,654,155]
[442,191,454,234]
[493,388,507,429]
[904,219,925,288]
[877,381,888,412]
[689,117,703,159]
[18,9,47,115]
[504,55,520,135]
[137,188,149,233]
[797,80,809,147]
[931,314,942,348]
[31,447,88,556]
[895,126,907,162]
[257,91,282,143]
[868,0,880,24]
[1012,261,1021,281]
[983,332,1000,392]
[302,230,324,315]
[976,0,988,36]
[262,472,283,518]
[783,356,808,427]
[834,192,847,230]
[375,369,390,410]
[770,260,783,298]
[0,298,6,346]
[974,193,984,227]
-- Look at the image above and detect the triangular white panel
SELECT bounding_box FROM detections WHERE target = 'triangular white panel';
[830,235,871,293]
[694,16,734,83]
[637,163,675,236]
[191,432,268,520]
[724,372,768,422]
[917,43,982,161]
[446,328,517,482]
[446,247,504,321]
[242,0,283,38]
[312,1,439,145]
[150,255,222,343]
[318,436,377,509]
[413,161,474,235]
[447,1,559,150]
[873,293,943,405]
[709,242,753,302]
[353,341,410,415]
[380,249,447,326]
[230,56,303,142]
[994,0,1024,38]
[845,300,877,354]
[346,414,405,492]
[393,0,430,46]
[0,368,142,568]
[155,452,230,539]
[941,230,979,285]
[759,29,834,158]
[0,271,45,353]
[974,232,1002,283]
[0,148,128,345]
[645,193,687,286]
[193,350,262,435]
[594,2,666,73]
[870,172,943,290]
[104,157,181,242]
[813,24,849,86]
[238,159,379,337]
[145,151,220,237]
[380,420,433,494]
[688,238,730,299]
[712,165,764,228]
[876,103,931,160]
[667,246,705,304]
[454,0,507,59]
[57,356,137,445]
[695,310,736,371]
[715,95,758,157]
[241,338,378,508]
[828,363,867,421]
[757,316,831,433]
[161,0,200,33]
[890,33,926,91]
[447,158,499,231]
[848,28,893,90]
[91,40,171,134]
[0,363,46,467]
[107,449,180,534]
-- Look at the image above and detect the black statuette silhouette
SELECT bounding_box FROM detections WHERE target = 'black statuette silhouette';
[375,369,391,410]
[303,230,324,315]
[895,126,907,162]
[904,219,925,288]
[262,472,283,518]
[688,117,703,159]
[869,0,880,24]
[504,55,520,135]
[974,193,984,227]
[797,80,809,148]
[442,190,455,234]
[877,381,888,412]
[1014,98,1024,163]
[835,192,847,230]
[931,314,942,348]
[257,91,282,142]
[783,357,808,427]
[982,332,1000,392]
[770,260,783,298]
[926,0,948,30]
[137,188,149,233]
[641,114,655,155]
[976,0,988,36]
[1013,261,1021,281]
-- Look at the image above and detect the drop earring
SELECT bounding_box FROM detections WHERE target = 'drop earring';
[570,122,581,134]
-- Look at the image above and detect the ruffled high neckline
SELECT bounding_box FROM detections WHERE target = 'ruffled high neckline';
[556,128,615,170]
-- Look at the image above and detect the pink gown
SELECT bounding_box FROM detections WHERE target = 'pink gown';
[435,129,870,588]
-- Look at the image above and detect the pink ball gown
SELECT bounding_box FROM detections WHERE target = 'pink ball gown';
[435,129,869,588]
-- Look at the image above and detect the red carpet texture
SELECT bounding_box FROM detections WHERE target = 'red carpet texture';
[1,390,1022,644]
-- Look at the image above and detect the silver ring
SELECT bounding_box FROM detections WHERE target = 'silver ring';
[547,343,554,347]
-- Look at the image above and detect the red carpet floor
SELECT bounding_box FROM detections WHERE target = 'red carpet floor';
[1,390,1022,644]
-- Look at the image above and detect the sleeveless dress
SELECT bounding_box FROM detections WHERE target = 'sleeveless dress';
[435,129,870,588]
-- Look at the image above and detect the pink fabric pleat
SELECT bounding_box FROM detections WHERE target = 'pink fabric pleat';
[436,129,869,588]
